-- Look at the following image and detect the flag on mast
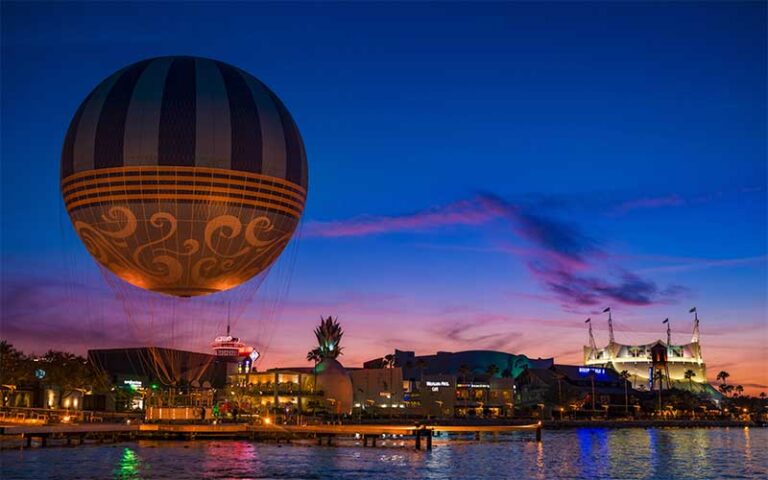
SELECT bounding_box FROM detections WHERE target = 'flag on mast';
[689,307,696,313]
[663,318,669,324]
[585,318,591,323]
[603,307,611,313]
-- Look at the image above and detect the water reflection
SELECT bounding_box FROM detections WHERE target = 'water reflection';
[2,428,766,480]
[114,448,141,480]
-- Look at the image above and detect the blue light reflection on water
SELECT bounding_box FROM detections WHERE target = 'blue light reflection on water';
[0,428,766,480]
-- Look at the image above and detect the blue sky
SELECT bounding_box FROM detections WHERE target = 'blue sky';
[1,2,766,391]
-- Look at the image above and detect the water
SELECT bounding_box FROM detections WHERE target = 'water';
[1,428,765,479]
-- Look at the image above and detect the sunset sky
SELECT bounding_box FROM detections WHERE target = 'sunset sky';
[2,3,766,393]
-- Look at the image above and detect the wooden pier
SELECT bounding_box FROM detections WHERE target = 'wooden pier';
[1,422,542,451]
[0,423,138,448]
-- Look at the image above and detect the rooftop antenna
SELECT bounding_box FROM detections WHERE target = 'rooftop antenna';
[603,307,614,344]
[226,302,231,337]
[585,318,597,354]
[689,307,700,343]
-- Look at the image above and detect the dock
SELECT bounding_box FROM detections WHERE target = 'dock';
[0,423,138,448]
[1,422,542,450]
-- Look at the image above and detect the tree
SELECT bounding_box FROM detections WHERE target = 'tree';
[38,350,105,408]
[306,348,322,392]
[306,348,322,365]
[458,364,471,411]
[760,392,766,400]
[483,364,499,404]
[619,370,631,413]
[313,316,344,359]
[383,354,395,368]
[655,370,666,412]
[382,354,396,403]
[734,385,744,397]
[716,371,730,385]
[553,371,566,406]
[684,369,696,388]
[0,341,34,406]
[0,342,33,384]
[718,384,734,397]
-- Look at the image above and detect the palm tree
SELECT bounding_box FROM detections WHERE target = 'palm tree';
[383,354,395,368]
[619,370,631,413]
[484,364,499,403]
[655,370,666,412]
[684,369,696,389]
[382,354,396,403]
[553,371,566,406]
[458,364,471,412]
[734,385,744,397]
[306,348,322,364]
[760,392,766,401]
[716,370,730,385]
[306,348,322,393]
[718,383,734,397]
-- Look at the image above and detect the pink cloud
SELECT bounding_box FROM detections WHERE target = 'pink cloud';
[613,194,685,214]
[304,198,502,238]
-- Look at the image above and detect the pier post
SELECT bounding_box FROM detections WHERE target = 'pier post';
[475,432,481,441]
[40,436,47,448]
[317,435,322,446]
[371,436,377,447]
[326,435,332,446]
[426,430,432,451]
[415,430,422,450]
[536,424,542,442]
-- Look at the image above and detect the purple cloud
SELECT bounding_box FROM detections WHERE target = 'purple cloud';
[613,194,685,214]
[304,198,499,238]
[305,193,687,308]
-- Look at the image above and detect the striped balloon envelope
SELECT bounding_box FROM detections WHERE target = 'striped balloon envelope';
[60,56,307,297]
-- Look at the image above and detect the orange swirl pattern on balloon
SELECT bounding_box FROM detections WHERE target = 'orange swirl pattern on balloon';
[65,171,302,297]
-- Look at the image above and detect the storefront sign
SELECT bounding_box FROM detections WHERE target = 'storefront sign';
[425,381,450,387]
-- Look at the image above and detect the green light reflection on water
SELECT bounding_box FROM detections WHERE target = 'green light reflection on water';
[114,447,142,480]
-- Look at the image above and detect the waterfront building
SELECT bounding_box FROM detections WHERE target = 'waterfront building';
[583,311,707,391]
[349,365,406,411]
[228,367,321,415]
[357,349,551,417]
[87,347,227,411]
[516,364,634,414]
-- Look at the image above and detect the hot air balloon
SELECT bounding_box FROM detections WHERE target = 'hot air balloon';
[60,56,307,297]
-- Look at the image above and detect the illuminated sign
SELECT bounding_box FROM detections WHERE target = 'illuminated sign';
[216,349,239,356]
[249,350,260,362]
[578,367,606,375]
[457,383,490,389]
[425,381,450,387]
[123,380,142,389]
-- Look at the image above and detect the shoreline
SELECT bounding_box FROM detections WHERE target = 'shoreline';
[1,418,762,451]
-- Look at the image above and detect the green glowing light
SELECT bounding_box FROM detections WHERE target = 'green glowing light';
[114,447,141,479]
